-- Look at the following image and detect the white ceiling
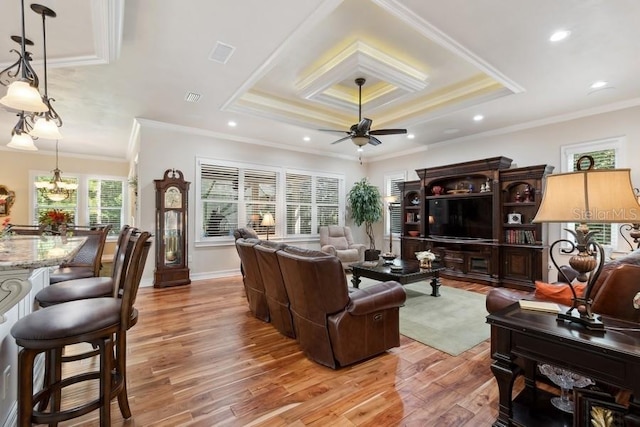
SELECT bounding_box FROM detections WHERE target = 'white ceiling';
[1,0,640,162]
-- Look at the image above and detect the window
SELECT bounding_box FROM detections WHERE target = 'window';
[32,173,126,236]
[561,137,626,247]
[385,173,405,237]
[196,158,344,243]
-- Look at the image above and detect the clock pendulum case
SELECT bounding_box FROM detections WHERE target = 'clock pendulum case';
[154,169,191,287]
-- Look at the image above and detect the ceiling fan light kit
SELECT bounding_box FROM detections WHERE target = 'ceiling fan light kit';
[320,78,407,149]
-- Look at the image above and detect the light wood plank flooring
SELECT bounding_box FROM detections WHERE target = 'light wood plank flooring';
[55,275,526,426]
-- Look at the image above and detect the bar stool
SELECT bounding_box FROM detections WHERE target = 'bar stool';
[10,230,151,426]
[36,225,133,307]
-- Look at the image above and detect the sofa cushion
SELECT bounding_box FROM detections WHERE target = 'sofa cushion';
[533,281,586,306]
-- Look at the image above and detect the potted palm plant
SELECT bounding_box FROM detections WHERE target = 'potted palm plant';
[347,178,383,261]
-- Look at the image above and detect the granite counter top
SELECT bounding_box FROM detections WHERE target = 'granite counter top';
[0,235,87,271]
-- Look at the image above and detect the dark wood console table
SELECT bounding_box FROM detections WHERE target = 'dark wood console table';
[487,304,640,427]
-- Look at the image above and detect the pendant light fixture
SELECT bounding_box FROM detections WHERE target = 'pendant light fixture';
[29,3,63,140]
[7,111,37,151]
[0,0,47,113]
[35,140,77,201]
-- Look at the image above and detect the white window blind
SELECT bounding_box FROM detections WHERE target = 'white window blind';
[197,158,344,242]
[88,178,124,235]
[385,173,405,236]
[200,164,239,237]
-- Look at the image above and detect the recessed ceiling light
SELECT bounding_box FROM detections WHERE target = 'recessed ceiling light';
[303,136,310,142]
[228,121,237,127]
[407,134,415,139]
[357,147,364,152]
[473,115,484,122]
[590,81,608,89]
[550,30,571,42]
[444,128,460,135]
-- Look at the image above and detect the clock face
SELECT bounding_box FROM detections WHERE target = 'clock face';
[164,186,182,208]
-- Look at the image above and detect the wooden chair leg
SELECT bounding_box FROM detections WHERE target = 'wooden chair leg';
[99,336,113,427]
[17,348,37,427]
[115,330,132,418]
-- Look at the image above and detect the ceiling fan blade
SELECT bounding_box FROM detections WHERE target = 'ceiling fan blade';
[369,128,407,136]
[319,129,350,135]
[368,136,383,146]
[355,118,372,134]
[330,135,354,145]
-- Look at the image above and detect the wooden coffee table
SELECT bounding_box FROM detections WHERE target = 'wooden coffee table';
[350,259,444,297]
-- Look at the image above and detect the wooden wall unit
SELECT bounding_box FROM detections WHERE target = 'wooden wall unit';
[399,157,553,289]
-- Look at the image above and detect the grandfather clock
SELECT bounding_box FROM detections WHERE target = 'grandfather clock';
[154,169,191,288]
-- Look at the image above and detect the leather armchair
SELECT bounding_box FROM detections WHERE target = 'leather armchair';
[319,225,366,269]
[276,246,406,368]
[234,238,270,322]
[254,240,295,338]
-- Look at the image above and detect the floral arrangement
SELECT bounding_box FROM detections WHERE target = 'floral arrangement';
[0,216,11,238]
[38,209,74,227]
[415,250,436,261]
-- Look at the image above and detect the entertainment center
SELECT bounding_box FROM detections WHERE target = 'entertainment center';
[399,156,554,289]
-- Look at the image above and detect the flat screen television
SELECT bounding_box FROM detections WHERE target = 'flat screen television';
[428,196,493,239]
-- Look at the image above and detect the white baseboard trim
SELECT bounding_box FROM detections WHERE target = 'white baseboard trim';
[140,269,240,287]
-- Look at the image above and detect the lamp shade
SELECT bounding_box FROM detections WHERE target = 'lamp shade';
[31,116,63,139]
[261,213,275,227]
[0,80,48,113]
[7,132,37,151]
[533,168,640,223]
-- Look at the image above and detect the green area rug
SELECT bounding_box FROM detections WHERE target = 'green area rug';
[358,279,490,356]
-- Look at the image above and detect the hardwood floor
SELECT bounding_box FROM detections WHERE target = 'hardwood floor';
[57,275,524,426]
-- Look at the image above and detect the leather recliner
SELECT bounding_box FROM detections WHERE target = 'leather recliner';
[254,240,296,338]
[276,246,406,369]
[319,225,366,269]
[235,238,270,322]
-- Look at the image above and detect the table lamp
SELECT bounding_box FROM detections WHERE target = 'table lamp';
[619,188,640,250]
[533,155,640,330]
[261,212,275,240]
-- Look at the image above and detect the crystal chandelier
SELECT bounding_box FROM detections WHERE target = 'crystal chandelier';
[35,140,77,202]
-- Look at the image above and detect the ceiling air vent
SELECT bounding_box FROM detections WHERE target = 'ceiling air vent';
[209,41,235,64]
[184,92,201,103]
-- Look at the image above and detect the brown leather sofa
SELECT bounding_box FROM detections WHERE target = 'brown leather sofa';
[234,232,407,368]
[276,246,406,369]
[235,238,270,322]
[486,250,640,323]
[254,240,296,338]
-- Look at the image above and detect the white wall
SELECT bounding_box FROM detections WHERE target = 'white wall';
[136,121,367,285]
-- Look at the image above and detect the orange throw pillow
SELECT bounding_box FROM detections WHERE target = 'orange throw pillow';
[533,281,586,306]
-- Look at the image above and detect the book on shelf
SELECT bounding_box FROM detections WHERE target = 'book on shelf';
[518,300,561,313]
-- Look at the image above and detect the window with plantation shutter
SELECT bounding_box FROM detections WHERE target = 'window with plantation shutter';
[562,138,626,247]
[32,173,126,237]
[200,163,239,237]
[385,174,405,237]
[34,174,78,226]
[196,158,344,243]
[285,172,342,236]
[88,178,124,235]
[286,173,312,235]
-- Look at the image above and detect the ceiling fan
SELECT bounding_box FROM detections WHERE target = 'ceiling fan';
[320,77,407,147]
